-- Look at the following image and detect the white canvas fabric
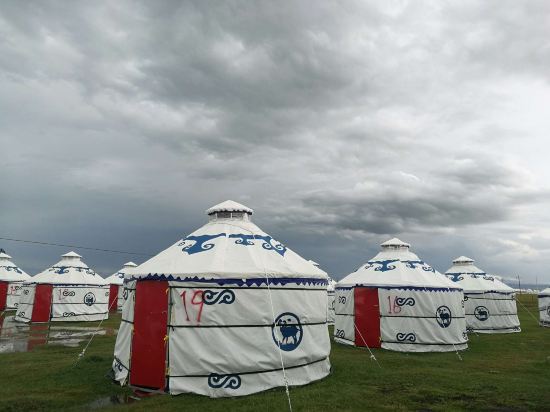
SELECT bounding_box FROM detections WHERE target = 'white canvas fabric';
[539,288,550,327]
[308,260,336,324]
[105,262,137,310]
[335,238,468,352]
[445,256,520,333]
[14,252,109,323]
[0,252,31,309]
[112,200,331,397]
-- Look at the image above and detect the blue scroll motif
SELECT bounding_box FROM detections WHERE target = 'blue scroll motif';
[179,233,226,255]
[446,273,464,282]
[0,266,23,274]
[364,259,398,272]
[229,234,287,256]
[395,297,416,307]
[404,260,436,273]
[396,332,416,342]
[49,266,95,275]
[50,266,69,274]
[208,373,241,389]
[203,289,236,305]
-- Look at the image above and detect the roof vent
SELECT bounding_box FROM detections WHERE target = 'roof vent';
[380,238,410,250]
[452,256,474,265]
[206,200,253,222]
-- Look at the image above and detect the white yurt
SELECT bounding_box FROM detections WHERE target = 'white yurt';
[0,250,31,311]
[309,260,336,324]
[445,256,520,333]
[539,288,550,327]
[335,238,468,352]
[14,252,109,323]
[112,200,331,397]
[104,262,137,312]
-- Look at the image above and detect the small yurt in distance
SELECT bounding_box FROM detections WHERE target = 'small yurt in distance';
[335,238,467,352]
[104,262,137,312]
[445,256,520,333]
[539,288,550,327]
[15,252,109,323]
[0,250,31,311]
[308,260,336,324]
[112,200,330,397]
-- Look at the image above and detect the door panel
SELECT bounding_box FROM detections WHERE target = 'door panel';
[31,284,53,322]
[354,287,381,348]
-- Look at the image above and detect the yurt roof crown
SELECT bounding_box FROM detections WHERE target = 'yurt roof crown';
[380,238,411,250]
[206,200,253,222]
[452,256,475,265]
[0,251,12,260]
[123,262,138,268]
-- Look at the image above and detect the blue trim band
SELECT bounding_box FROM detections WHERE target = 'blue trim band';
[336,285,462,292]
[127,274,327,287]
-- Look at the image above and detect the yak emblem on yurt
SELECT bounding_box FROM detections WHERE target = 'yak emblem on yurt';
[272,312,303,351]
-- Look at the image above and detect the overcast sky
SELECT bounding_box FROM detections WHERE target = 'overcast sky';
[1,1,550,286]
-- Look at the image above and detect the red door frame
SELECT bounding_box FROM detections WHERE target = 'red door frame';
[0,281,8,311]
[354,287,381,348]
[130,280,169,391]
[109,284,119,313]
[31,284,53,322]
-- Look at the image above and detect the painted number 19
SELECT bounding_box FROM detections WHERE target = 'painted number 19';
[180,290,205,323]
[387,296,402,314]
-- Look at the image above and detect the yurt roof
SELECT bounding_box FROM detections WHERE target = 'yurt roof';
[444,256,513,293]
[104,261,138,285]
[131,201,326,284]
[540,287,550,297]
[30,251,107,285]
[0,251,31,282]
[338,238,460,290]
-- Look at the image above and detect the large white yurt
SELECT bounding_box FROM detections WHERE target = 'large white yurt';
[335,238,468,352]
[539,288,550,327]
[14,252,109,323]
[445,256,520,333]
[0,250,31,311]
[104,262,137,312]
[112,200,331,397]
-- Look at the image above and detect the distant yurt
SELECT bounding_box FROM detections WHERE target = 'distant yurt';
[104,262,137,312]
[309,260,336,324]
[445,256,520,333]
[14,252,109,323]
[335,238,467,352]
[112,200,330,397]
[0,250,31,311]
[540,288,550,327]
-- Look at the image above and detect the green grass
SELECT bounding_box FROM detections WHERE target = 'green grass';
[1,295,549,411]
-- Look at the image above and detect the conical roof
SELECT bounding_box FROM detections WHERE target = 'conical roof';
[538,287,550,297]
[132,201,327,282]
[30,251,107,285]
[105,262,138,285]
[338,238,460,289]
[0,251,30,282]
[444,256,513,293]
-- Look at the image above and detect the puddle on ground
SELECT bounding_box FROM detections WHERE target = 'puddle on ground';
[85,394,140,409]
[0,314,117,354]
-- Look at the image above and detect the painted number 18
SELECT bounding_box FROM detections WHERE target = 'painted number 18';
[387,296,402,314]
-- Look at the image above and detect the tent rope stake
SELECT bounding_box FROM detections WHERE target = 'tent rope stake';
[353,323,382,368]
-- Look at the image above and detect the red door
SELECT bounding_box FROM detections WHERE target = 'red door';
[31,284,53,322]
[109,284,119,313]
[0,281,8,311]
[130,280,169,391]
[354,287,381,348]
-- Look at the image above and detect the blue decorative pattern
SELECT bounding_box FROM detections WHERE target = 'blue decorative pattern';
[0,266,23,274]
[207,373,241,389]
[203,289,236,305]
[364,260,398,272]
[436,305,452,328]
[474,306,489,321]
[336,285,463,292]
[446,273,464,282]
[396,332,416,342]
[179,234,227,255]
[228,234,287,256]
[272,312,303,351]
[48,266,96,275]
[403,260,435,273]
[395,297,416,307]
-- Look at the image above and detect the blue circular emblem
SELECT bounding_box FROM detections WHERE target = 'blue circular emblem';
[436,305,452,328]
[272,312,303,351]
[83,292,96,306]
[474,306,489,321]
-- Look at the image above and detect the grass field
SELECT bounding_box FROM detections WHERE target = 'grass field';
[0,294,549,411]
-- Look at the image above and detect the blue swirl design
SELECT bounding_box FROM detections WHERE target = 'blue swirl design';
[446,273,464,282]
[208,373,241,389]
[48,266,95,275]
[203,289,236,305]
[0,266,23,274]
[179,233,227,255]
[229,234,287,256]
[335,329,345,338]
[228,234,256,245]
[403,260,435,272]
[482,275,495,281]
[396,332,416,342]
[50,266,69,274]
[365,259,398,272]
[395,297,416,307]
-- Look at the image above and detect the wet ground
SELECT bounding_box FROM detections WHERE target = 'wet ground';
[0,313,117,354]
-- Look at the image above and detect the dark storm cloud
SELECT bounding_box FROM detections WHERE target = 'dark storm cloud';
[1,1,550,282]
